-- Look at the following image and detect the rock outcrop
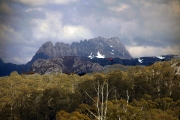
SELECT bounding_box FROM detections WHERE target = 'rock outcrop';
[29,56,103,75]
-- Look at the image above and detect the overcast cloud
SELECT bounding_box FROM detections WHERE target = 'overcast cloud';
[0,0,180,64]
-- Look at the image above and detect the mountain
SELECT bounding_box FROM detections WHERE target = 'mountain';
[29,55,174,75]
[1,36,131,76]
[91,55,174,66]
[0,55,176,76]
[29,59,62,74]
[29,56,103,75]
[0,36,177,76]
[0,60,27,76]
[30,36,132,65]
[71,36,132,59]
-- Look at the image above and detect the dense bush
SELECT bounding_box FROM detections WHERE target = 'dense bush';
[0,60,179,120]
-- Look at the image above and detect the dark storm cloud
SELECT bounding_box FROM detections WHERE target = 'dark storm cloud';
[0,0,179,64]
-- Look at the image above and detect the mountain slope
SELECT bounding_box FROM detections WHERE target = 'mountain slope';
[0,36,177,76]
[29,36,132,65]
[0,60,27,76]
[0,55,175,76]
[29,56,103,75]
[29,55,174,75]
[71,36,131,59]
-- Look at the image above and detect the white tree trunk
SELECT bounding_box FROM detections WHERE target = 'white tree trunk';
[85,80,109,120]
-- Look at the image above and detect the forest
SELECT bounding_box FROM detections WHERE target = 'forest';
[0,58,180,120]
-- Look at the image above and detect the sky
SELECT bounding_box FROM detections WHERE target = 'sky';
[0,0,180,64]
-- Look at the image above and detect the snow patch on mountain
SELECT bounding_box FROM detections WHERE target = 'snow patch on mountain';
[96,51,105,58]
[88,53,94,59]
[110,45,113,47]
[138,58,143,63]
[110,52,114,55]
[156,56,165,59]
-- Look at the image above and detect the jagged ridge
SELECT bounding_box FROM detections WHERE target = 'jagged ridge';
[31,36,132,64]
[29,55,175,75]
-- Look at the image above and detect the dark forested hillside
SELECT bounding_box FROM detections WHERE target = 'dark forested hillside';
[0,58,180,120]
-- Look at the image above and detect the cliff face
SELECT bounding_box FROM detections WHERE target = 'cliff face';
[71,36,132,59]
[37,41,55,57]
[30,59,62,74]
[55,42,78,56]
[29,56,103,75]
[36,41,78,57]
[30,37,132,64]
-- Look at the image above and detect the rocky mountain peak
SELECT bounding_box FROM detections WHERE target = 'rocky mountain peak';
[37,41,55,58]
[73,36,131,59]
[55,42,77,56]
[40,41,53,49]
[55,42,68,47]
[30,37,132,64]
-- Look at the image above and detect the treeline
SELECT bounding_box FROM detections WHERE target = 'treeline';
[0,59,180,120]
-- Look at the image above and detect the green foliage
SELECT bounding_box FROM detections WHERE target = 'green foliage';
[10,71,19,77]
[0,59,179,120]
[56,110,90,120]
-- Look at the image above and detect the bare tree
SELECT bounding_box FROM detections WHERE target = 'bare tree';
[171,61,180,75]
[85,80,109,120]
